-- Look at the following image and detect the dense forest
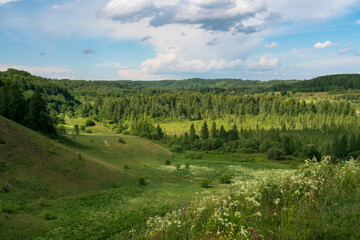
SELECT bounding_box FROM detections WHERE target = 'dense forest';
[1,68,360,159]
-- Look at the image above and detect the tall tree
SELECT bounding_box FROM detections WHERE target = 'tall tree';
[211,122,218,139]
[200,121,209,140]
[189,123,197,141]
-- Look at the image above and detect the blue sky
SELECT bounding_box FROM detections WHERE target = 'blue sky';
[0,0,360,80]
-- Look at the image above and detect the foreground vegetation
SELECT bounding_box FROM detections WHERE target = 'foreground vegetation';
[144,157,360,239]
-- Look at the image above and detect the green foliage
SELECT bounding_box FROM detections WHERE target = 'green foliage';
[176,164,180,170]
[219,173,231,184]
[164,159,171,165]
[123,165,129,170]
[80,125,86,131]
[200,121,209,139]
[0,137,5,145]
[184,162,190,170]
[118,137,126,144]
[170,145,183,153]
[43,211,57,220]
[200,178,210,188]
[0,161,7,172]
[267,147,285,160]
[85,119,95,127]
[74,124,80,136]
[57,125,66,134]
[138,177,146,185]
[85,129,92,133]
[304,144,321,161]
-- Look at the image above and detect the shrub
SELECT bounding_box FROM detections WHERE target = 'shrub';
[185,162,190,170]
[124,165,129,170]
[43,211,57,220]
[85,119,95,127]
[57,126,66,134]
[170,145,183,153]
[80,125,86,131]
[78,154,82,160]
[219,173,231,184]
[0,161,6,172]
[73,124,80,136]
[200,178,210,188]
[0,138,4,145]
[176,164,180,170]
[138,177,146,185]
[118,137,126,144]
[165,159,171,165]
[304,144,321,161]
[267,147,285,160]
[85,129,92,133]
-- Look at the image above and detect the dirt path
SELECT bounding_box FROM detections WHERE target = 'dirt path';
[104,140,113,151]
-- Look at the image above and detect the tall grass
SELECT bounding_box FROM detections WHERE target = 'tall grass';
[142,157,360,239]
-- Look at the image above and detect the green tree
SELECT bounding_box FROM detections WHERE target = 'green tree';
[189,123,197,141]
[74,124,80,136]
[200,121,209,139]
[210,121,218,138]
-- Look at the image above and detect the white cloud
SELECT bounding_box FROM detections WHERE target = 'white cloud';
[313,40,336,49]
[356,20,360,25]
[0,0,19,5]
[265,42,277,49]
[140,49,279,74]
[338,48,356,55]
[0,64,71,77]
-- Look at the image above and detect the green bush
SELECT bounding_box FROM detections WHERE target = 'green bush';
[219,173,231,184]
[118,137,126,144]
[200,178,210,188]
[176,164,180,170]
[170,145,183,153]
[267,147,285,160]
[165,159,171,165]
[304,144,321,161]
[124,165,129,170]
[185,162,190,170]
[85,119,95,127]
[138,177,146,185]
[80,125,86,131]
[85,129,92,133]
[57,126,66,134]
[43,211,57,220]
[0,161,7,172]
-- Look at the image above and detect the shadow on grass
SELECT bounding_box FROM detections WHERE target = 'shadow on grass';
[58,134,93,151]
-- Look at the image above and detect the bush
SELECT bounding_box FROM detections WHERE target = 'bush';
[0,137,4,145]
[85,119,95,127]
[138,177,146,185]
[85,129,92,133]
[80,125,86,131]
[170,145,183,153]
[124,165,129,170]
[43,211,57,220]
[118,137,126,144]
[165,159,171,165]
[57,126,66,134]
[176,164,180,170]
[0,161,6,172]
[219,173,231,184]
[185,162,190,170]
[267,147,285,160]
[304,144,321,161]
[200,178,210,188]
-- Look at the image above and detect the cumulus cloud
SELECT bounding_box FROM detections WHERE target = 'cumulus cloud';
[313,40,336,49]
[265,42,277,49]
[99,0,157,23]
[0,0,19,5]
[82,48,95,54]
[142,36,152,41]
[101,0,274,34]
[140,50,279,74]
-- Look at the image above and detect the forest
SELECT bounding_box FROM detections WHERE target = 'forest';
[1,68,360,160]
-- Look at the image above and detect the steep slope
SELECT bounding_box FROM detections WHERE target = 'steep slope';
[0,116,121,200]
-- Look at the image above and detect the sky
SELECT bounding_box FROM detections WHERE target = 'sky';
[0,0,359,81]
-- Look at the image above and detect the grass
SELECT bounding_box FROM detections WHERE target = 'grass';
[3,116,356,239]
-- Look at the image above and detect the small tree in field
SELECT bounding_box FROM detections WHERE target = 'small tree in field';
[74,124,80,136]
[138,177,146,185]
[200,178,210,188]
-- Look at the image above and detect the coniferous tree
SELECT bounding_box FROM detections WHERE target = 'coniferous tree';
[339,135,348,158]
[211,122,218,138]
[189,123,197,141]
[200,121,209,140]
[218,125,228,142]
